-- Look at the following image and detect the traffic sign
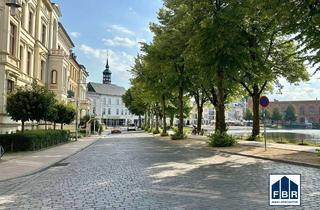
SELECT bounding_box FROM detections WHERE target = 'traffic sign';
[260,96,269,107]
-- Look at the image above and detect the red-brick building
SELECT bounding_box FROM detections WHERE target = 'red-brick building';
[247,99,320,123]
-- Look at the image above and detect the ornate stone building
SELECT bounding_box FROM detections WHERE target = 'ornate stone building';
[87,59,139,127]
[0,0,89,132]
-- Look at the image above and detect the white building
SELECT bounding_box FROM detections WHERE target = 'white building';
[87,59,139,127]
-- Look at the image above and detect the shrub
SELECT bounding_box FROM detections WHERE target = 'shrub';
[171,132,186,140]
[316,149,320,156]
[0,130,70,152]
[208,131,236,147]
[160,132,169,137]
[153,129,160,134]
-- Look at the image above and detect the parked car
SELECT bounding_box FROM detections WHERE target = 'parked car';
[111,128,122,134]
[127,123,137,131]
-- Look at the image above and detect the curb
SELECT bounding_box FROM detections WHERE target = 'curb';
[0,137,101,183]
[213,150,320,169]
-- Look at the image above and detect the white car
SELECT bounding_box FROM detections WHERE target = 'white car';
[127,124,137,131]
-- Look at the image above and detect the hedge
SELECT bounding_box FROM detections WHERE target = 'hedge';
[0,130,70,152]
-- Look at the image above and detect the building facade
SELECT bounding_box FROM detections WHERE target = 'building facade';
[87,60,139,127]
[0,0,89,132]
[267,100,320,124]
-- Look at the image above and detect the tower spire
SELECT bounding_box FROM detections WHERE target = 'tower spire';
[106,51,109,69]
[103,51,112,84]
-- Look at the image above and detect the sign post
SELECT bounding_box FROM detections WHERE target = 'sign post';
[259,96,270,151]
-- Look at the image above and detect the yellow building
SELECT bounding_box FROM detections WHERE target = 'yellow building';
[0,0,89,133]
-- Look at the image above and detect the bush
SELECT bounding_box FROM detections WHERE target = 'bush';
[171,132,186,140]
[153,129,160,134]
[208,131,236,147]
[0,130,70,152]
[160,132,169,137]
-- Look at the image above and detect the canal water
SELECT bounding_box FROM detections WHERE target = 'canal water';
[227,127,320,145]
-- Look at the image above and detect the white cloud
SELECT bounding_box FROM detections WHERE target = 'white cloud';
[70,32,81,38]
[79,44,134,86]
[103,36,145,48]
[269,68,320,101]
[109,25,134,35]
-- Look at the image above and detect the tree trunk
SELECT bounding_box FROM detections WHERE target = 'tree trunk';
[216,70,227,133]
[61,123,63,130]
[45,121,47,130]
[138,115,142,128]
[54,122,56,130]
[144,112,147,129]
[178,86,184,135]
[21,121,25,132]
[197,103,203,134]
[170,114,174,128]
[252,93,260,139]
[162,96,167,134]
[147,110,151,129]
[155,110,159,133]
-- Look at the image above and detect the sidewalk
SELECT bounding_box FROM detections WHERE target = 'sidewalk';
[188,134,319,153]
[0,135,100,182]
[156,134,320,168]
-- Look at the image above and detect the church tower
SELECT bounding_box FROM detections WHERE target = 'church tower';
[103,56,112,84]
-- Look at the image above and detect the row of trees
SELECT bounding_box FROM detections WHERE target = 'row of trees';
[7,82,76,132]
[124,0,318,140]
[244,105,297,124]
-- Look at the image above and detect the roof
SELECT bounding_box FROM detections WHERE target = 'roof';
[58,22,75,48]
[88,82,126,96]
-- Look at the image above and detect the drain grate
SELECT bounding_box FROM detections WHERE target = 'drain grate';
[51,162,69,168]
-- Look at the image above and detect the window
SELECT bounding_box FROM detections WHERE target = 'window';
[28,11,34,35]
[116,109,119,115]
[299,106,305,115]
[41,24,47,45]
[121,109,124,115]
[19,46,24,69]
[125,109,127,115]
[103,108,106,115]
[9,23,17,56]
[108,108,111,115]
[40,60,45,81]
[117,99,120,105]
[7,80,14,93]
[103,97,106,105]
[51,70,57,84]
[27,51,31,75]
[108,98,111,105]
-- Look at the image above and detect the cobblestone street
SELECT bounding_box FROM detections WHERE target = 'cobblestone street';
[0,132,319,209]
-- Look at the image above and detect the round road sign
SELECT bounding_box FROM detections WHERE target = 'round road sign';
[260,96,269,107]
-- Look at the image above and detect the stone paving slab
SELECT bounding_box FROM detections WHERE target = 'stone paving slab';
[0,132,319,209]
[0,135,100,181]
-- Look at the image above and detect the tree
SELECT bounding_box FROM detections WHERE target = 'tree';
[6,82,56,132]
[54,103,76,130]
[122,88,145,128]
[244,109,253,121]
[260,109,271,120]
[7,87,33,132]
[271,108,282,125]
[284,105,296,124]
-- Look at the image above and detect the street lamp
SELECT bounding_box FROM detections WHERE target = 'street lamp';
[6,0,21,16]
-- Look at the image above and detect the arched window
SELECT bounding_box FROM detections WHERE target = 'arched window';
[299,106,305,115]
[309,106,315,115]
[51,70,57,84]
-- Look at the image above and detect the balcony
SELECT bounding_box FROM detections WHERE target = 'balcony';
[50,49,66,56]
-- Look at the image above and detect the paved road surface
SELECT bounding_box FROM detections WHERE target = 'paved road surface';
[0,132,319,209]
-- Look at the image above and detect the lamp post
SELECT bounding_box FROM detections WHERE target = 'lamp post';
[6,0,21,16]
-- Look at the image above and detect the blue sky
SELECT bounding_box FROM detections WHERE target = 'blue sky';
[54,0,162,88]
[54,0,319,101]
